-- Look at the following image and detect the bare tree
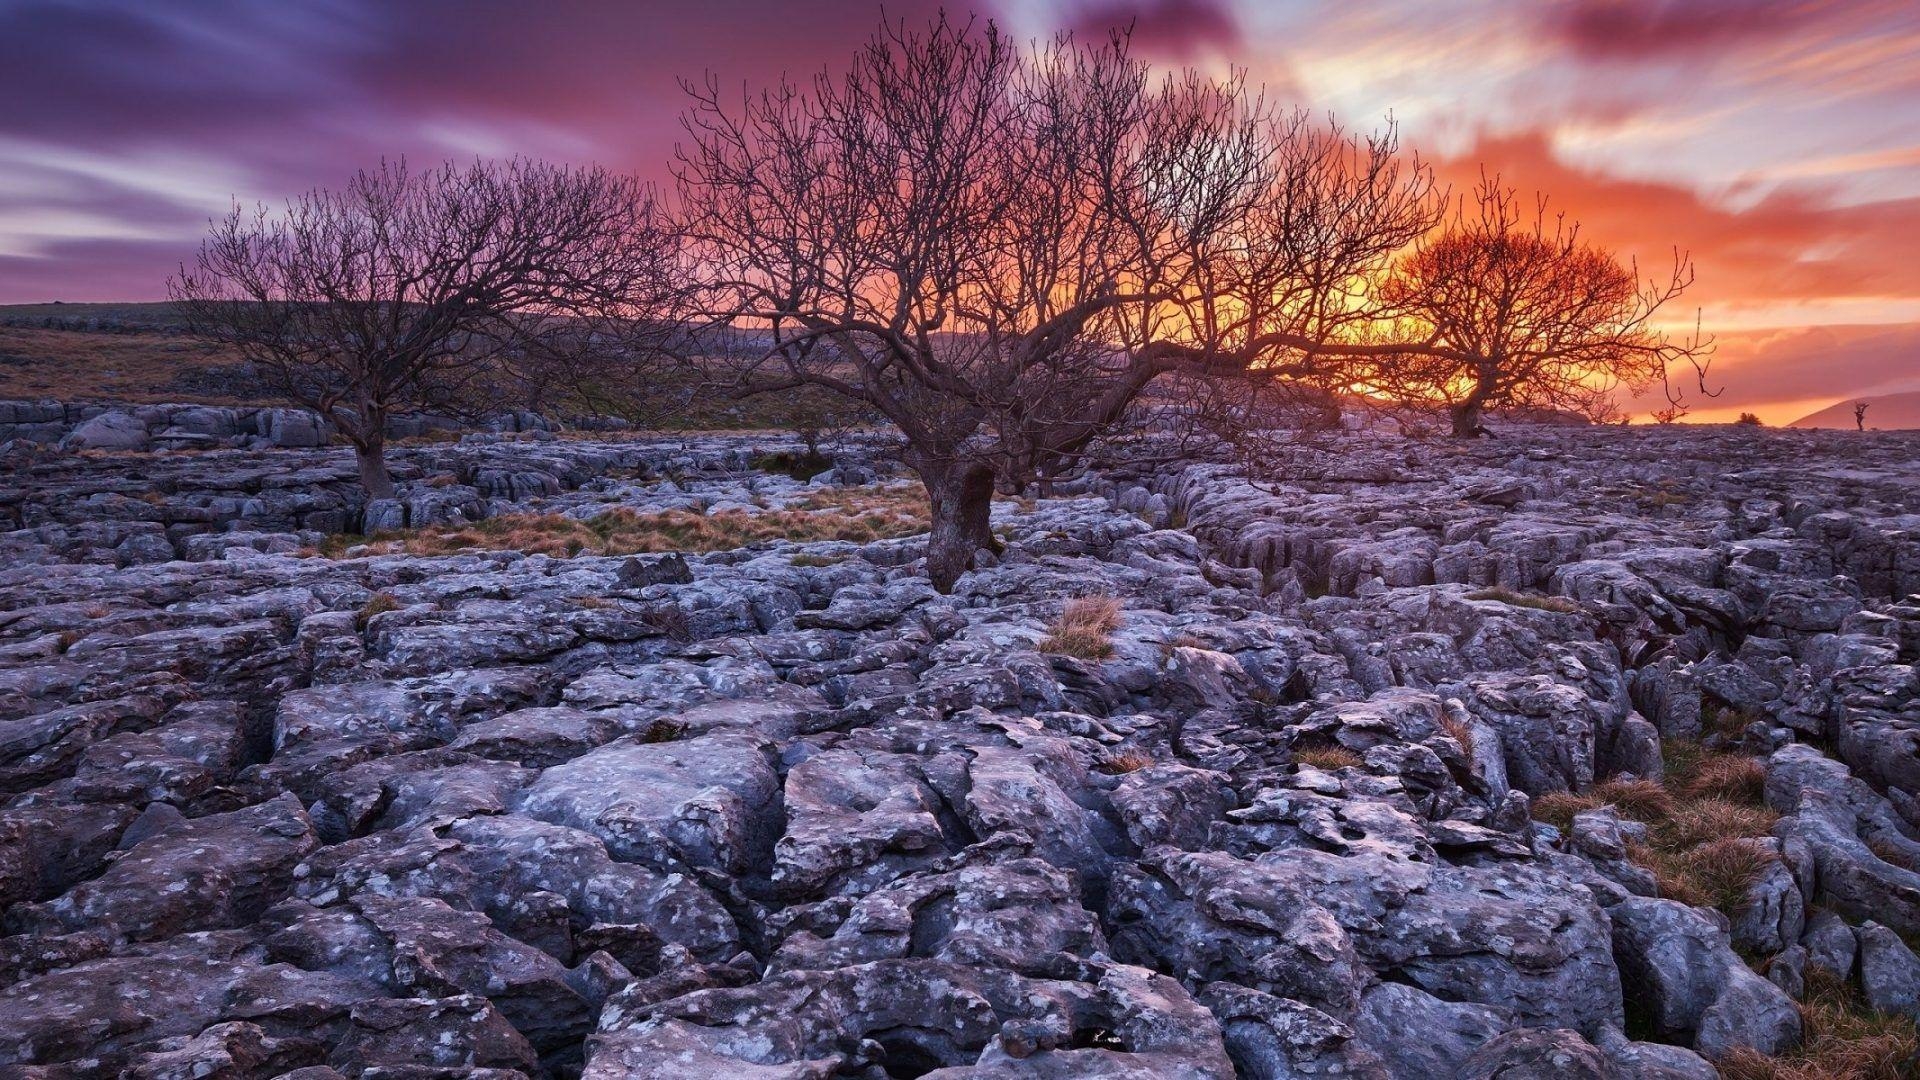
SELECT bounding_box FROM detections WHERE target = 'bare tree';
[170,158,674,498]
[1357,177,1711,437]
[673,15,1440,589]
[1855,401,1869,431]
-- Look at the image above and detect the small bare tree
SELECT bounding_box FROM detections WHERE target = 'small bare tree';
[674,15,1440,589]
[1855,401,1869,431]
[1359,177,1711,437]
[170,158,673,498]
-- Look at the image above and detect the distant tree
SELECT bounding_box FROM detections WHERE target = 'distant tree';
[1855,401,1869,431]
[170,158,673,499]
[674,15,1440,589]
[1359,177,1711,437]
[1736,412,1763,426]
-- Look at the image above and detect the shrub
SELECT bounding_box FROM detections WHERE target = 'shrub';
[1039,595,1123,660]
[1736,412,1764,426]
[1721,967,1919,1080]
[1465,586,1580,614]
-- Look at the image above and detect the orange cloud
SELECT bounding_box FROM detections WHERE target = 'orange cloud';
[1435,130,1920,316]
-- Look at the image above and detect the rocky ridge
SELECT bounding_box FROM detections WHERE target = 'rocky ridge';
[1,424,1917,1078]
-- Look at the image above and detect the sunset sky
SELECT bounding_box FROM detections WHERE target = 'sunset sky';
[2,0,1916,422]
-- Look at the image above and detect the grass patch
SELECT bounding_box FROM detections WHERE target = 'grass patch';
[1532,743,1781,918]
[310,486,929,560]
[1721,967,1919,1080]
[1466,586,1581,613]
[1039,595,1123,660]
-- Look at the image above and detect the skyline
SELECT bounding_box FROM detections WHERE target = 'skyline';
[3,0,1917,422]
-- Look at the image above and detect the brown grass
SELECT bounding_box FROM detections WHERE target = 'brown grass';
[1465,586,1581,614]
[1038,595,1124,660]
[311,486,929,560]
[1721,968,1919,1080]
[1678,753,1768,803]
[1532,743,1782,918]
[1438,714,1477,757]
[355,592,400,630]
[1293,745,1364,771]
[1098,749,1156,775]
[1633,837,1777,912]
[1532,779,1676,832]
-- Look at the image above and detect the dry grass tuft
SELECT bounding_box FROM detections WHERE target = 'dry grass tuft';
[1721,967,1919,1080]
[1293,745,1364,771]
[1529,778,1673,833]
[1466,586,1581,614]
[312,486,929,561]
[1658,797,1780,850]
[1437,713,1477,757]
[1678,752,1768,803]
[1633,837,1777,912]
[1039,595,1124,660]
[1098,749,1156,775]
[355,592,400,631]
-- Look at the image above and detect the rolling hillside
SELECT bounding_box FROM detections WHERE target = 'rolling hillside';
[1789,391,1920,430]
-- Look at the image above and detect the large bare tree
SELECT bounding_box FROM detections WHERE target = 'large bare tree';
[675,15,1440,589]
[171,158,673,498]
[1359,178,1711,436]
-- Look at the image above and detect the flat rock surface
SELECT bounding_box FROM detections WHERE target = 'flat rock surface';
[1,424,1917,1077]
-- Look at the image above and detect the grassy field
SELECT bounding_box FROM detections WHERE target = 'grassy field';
[0,324,261,404]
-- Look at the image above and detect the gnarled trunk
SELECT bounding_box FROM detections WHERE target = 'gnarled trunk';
[1450,401,1486,438]
[355,439,397,500]
[921,460,999,593]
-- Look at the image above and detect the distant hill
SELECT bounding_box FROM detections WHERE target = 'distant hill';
[1789,391,1920,430]
[0,301,190,333]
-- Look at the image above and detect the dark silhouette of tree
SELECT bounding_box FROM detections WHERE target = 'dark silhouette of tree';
[1855,401,1869,430]
[171,158,673,499]
[1737,412,1763,426]
[673,15,1440,589]
[1360,177,1711,437]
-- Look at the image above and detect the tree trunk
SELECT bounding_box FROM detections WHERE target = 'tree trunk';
[355,439,397,500]
[922,461,998,593]
[1450,402,1485,438]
